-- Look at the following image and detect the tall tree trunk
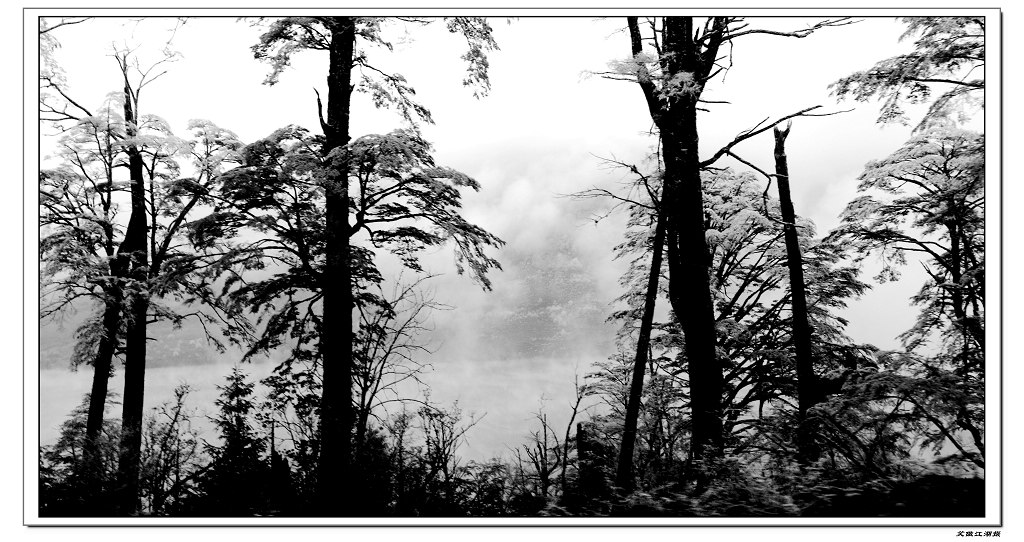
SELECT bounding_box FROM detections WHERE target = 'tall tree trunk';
[81,282,121,512]
[115,82,150,515]
[772,125,819,463]
[82,129,125,513]
[662,119,725,467]
[626,16,727,470]
[615,203,666,492]
[662,18,725,467]
[318,17,356,515]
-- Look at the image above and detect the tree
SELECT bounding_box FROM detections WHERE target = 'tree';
[111,59,251,513]
[38,47,160,512]
[38,396,120,517]
[572,159,676,493]
[512,411,562,508]
[510,386,589,510]
[574,157,681,494]
[620,16,723,469]
[38,23,162,499]
[207,125,502,514]
[698,167,871,468]
[588,162,871,494]
[830,17,984,128]
[770,123,819,463]
[193,367,272,516]
[40,102,129,498]
[247,17,499,511]
[353,276,446,448]
[110,50,155,513]
[139,385,205,515]
[416,401,479,514]
[827,127,984,468]
[614,16,852,470]
[823,15,986,474]
[614,207,666,491]
[39,36,251,511]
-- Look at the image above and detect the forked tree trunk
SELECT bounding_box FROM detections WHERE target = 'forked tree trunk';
[615,202,666,492]
[626,16,727,468]
[318,16,356,515]
[772,125,819,463]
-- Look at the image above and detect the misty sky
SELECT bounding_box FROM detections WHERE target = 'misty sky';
[36,15,963,460]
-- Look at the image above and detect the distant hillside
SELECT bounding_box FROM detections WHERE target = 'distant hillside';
[39,309,222,370]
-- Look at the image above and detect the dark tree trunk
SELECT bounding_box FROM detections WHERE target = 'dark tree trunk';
[85,289,121,447]
[615,203,666,492]
[624,16,727,469]
[945,220,984,459]
[318,16,356,516]
[626,16,726,471]
[659,17,727,467]
[82,121,126,514]
[662,125,725,467]
[576,422,592,497]
[772,125,820,463]
[355,404,369,453]
[115,82,150,515]
[946,221,984,351]
[81,282,122,509]
[663,129,729,467]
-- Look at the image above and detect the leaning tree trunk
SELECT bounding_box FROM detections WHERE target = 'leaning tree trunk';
[84,287,121,449]
[317,16,356,516]
[81,281,122,512]
[615,202,666,492]
[772,124,820,463]
[115,82,150,516]
[82,139,126,514]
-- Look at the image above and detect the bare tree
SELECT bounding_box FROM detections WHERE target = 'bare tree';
[139,385,206,515]
[353,276,448,449]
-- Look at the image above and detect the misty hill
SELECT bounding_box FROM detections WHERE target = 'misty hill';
[40,309,221,371]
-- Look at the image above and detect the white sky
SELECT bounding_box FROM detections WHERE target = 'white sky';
[36,15,980,463]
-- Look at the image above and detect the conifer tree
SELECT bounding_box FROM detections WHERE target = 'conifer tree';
[195,368,272,516]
